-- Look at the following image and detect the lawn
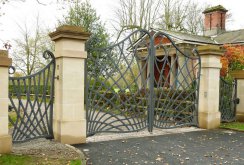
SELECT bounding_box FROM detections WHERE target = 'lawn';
[0,154,83,165]
[220,122,244,131]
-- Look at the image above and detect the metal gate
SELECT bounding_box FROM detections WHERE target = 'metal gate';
[8,50,55,142]
[219,77,238,122]
[86,30,201,136]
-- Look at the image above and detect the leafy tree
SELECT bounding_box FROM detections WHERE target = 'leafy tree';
[58,0,111,76]
[220,45,244,77]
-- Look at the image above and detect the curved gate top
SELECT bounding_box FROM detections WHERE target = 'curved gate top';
[86,29,201,136]
[8,50,55,143]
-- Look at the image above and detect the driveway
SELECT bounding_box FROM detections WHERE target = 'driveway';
[75,129,244,165]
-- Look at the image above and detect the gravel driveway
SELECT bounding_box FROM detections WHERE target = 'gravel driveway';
[75,129,244,165]
[13,138,85,161]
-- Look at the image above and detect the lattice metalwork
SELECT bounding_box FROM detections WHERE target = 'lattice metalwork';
[152,32,200,129]
[86,30,151,136]
[86,30,201,136]
[9,50,55,142]
[219,78,237,122]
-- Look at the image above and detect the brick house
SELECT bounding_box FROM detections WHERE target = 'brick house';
[142,5,244,86]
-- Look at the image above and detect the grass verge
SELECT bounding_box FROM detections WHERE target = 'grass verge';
[220,122,244,131]
[0,154,84,165]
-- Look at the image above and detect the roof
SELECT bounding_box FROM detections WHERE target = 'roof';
[152,28,244,45]
[152,28,216,45]
[203,5,228,14]
[213,29,244,44]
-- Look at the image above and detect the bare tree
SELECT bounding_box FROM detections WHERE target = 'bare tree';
[157,0,208,34]
[11,16,53,76]
[113,0,209,37]
[183,2,207,34]
[113,0,161,40]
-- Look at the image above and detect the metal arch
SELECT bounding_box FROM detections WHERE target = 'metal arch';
[8,50,55,143]
[219,77,237,122]
[151,32,201,129]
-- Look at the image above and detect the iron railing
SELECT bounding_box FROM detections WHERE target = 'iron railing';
[8,50,55,142]
[219,77,237,122]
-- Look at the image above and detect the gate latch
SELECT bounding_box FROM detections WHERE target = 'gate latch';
[55,75,59,80]
[234,98,240,104]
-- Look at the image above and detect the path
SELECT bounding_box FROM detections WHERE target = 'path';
[75,129,244,165]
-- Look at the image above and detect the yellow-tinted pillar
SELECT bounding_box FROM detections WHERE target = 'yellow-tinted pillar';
[49,25,90,144]
[0,50,12,153]
[198,45,223,129]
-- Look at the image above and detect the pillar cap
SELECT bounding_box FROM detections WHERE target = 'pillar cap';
[0,50,12,67]
[230,70,244,79]
[197,45,224,56]
[49,25,91,41]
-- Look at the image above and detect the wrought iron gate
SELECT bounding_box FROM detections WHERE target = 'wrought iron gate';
[219,77,238,122]
[86,30,201,136]
[8,50,55,142]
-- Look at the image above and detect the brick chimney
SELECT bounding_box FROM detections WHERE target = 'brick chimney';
[203,5,228,36]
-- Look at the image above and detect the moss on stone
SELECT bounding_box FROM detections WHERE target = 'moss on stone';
[203,5,228,14]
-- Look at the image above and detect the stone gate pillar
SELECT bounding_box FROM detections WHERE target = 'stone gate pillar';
[49,25,90,144]
[230,70,244,122]
[198,45,223,129]
[0,50,12,153]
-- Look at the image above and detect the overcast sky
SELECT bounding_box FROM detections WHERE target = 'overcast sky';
[0,0,243,46]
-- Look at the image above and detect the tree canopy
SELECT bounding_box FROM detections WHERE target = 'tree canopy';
[221,45,244,77]
[58,0,111,75]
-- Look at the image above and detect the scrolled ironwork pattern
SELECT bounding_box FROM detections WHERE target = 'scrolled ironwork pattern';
[8,66,16,75]
[219,78,237,122]
[8,50,55,142]
[152,32,201,128]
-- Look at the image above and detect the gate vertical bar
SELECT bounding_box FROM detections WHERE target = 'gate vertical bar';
[48,55,55,138]
[234,79,237,117]
[85,58,89,135]
[0,50,12,153]
[148,37,155,132]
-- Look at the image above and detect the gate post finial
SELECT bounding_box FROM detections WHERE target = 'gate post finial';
[0,50,12,153]
[49,25,90,144]
[198,45,224,129]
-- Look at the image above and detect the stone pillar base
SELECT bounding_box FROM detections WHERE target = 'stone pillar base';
[53,119,86,144]
[0,135,12,154]
[236,113,244,122]
[198,111,221,129]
